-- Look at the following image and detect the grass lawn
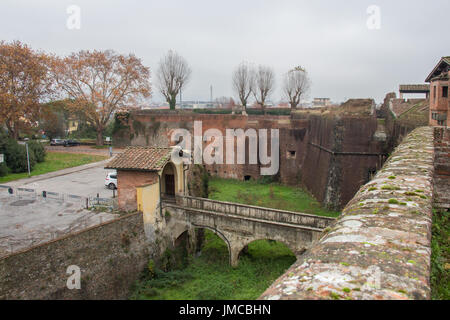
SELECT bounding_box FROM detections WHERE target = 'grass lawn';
[0,152,108,183]
[208,177,340,218]
[131,177,339,300]
[131,229,296,300]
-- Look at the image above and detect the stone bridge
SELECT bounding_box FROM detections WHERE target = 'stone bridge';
[161,196,336,267]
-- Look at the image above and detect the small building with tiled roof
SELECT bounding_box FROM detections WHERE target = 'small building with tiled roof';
[425,56,449,126]
[105,146,187,213]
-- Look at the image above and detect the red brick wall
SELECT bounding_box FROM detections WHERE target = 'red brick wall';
[115,110,386,210]
[117,170,158,211]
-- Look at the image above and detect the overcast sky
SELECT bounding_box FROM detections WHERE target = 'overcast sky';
[1,0,449,104]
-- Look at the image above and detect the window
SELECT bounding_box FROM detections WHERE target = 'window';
[443,86,448,98]
[287,150,297,159]
[244,175,251,181]
[438,120,446,126]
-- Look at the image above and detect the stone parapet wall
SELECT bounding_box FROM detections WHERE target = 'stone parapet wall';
[260,127,434,300]
[175,195,335,229]
[0,212,149,300]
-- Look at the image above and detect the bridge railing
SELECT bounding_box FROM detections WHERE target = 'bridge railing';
[173,195,335,229]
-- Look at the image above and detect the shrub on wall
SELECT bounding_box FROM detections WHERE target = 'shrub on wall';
[27,141,46,163]
[3,139,36,173]
[0,162,8,177]
[187,165,209,198]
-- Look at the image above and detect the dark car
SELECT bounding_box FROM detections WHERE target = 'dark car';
[50,139,66,146]
[64,139,81,147]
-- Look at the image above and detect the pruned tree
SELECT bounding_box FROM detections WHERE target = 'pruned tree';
[232,62,255,112]
[52,50,151,145]
[156,50,191,110]
[283,66,310,109]
[253,65,275,114]
[0,41,53,139]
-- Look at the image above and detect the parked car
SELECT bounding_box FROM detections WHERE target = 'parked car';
[50,139,66,146]
[64,139,81,147]
[105,171,117,190]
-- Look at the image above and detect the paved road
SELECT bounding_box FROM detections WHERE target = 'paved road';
[6,163,117,199]
[0,192,118,257]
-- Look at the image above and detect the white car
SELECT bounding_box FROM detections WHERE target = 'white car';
[105,171,117,190]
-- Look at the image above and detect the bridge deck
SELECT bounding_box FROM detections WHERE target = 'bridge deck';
[163,203,326,232]
[165,195,336,231]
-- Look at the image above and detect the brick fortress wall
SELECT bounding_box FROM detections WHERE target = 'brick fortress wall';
[114,109,385,210]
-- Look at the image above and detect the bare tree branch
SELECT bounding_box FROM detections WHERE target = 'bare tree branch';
[232,62,255,112]
[253,65,275,114]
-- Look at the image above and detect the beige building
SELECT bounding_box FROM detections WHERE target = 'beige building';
[105,147,187,226]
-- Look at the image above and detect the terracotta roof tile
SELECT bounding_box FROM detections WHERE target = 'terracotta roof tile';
[105,147,172,171]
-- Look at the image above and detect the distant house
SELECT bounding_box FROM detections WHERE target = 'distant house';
[426,56,450,126]
[66,117,79,134]
[312,98,331,107]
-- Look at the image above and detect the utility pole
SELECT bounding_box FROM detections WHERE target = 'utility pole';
[210,85,213,103]
[25,142,31,177]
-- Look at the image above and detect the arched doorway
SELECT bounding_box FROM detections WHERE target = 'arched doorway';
[161,162,177,198]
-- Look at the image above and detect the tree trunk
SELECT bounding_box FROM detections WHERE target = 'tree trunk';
[96,129,104,146]
[6,120,18,140]
[169,96,177,110]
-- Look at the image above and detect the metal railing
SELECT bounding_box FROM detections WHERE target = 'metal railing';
[0,184,116,210]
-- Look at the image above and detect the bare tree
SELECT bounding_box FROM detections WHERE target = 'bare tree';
[232,62,255,112]
[283,66,310,109]
[156,50,191,110]
[253,65,275,114]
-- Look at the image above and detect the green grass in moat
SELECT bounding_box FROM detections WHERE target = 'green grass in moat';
[0,152,108,183]
[130,229,296,300]
[131,178,340,300]
[208,177,340,218]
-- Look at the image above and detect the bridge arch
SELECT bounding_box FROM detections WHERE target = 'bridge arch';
[230,238,299,268]
[172,224,233,265]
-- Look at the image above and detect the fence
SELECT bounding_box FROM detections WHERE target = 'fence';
[0,184,116,210]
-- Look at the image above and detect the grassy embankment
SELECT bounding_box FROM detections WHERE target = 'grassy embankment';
[0,152,108,183]
[208,177,340,218]
[131,177,339,300]
[431,209,450,300]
